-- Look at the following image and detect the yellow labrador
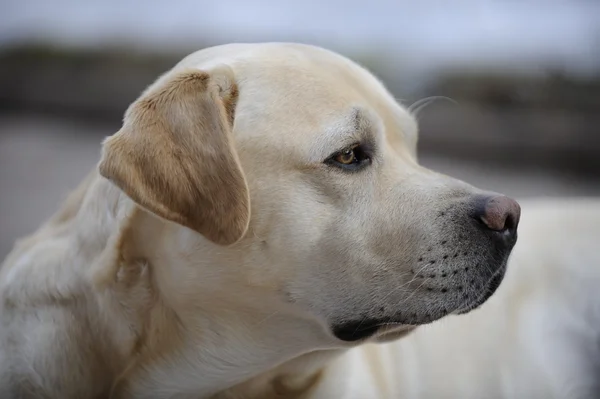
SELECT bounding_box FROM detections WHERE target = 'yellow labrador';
[0,43,598,399]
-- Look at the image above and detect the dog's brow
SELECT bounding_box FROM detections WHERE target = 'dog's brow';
[335,109,373,143]
[305,107,379,165]
[351,107,373,134]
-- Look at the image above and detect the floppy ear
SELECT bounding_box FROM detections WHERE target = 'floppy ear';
[98,67,250,245]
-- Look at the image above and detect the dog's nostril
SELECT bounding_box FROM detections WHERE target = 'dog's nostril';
[473,195,521,233]
[504,212,518,231]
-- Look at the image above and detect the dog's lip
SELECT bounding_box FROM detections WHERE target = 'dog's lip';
[331,319,385,342]
[331,313,436,342]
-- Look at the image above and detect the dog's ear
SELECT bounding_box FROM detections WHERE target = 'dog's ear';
[98,67,249,245]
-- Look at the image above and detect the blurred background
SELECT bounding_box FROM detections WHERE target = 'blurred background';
[1,0,599,258]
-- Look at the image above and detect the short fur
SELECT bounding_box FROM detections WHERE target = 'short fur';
[1,43,598,399]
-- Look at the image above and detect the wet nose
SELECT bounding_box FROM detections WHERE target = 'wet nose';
[475,195,521,233]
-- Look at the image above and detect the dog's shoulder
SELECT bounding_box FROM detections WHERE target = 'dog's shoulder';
[0,170,98,300]
[0,170,135,398]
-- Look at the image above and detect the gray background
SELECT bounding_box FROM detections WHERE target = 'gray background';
[1,0,599,258]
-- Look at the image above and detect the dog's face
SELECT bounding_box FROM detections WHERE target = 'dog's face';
[100,43,520,347]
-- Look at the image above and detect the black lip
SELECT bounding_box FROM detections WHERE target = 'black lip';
[332,319,382,342]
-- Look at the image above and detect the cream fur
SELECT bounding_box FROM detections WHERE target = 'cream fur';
[0,43,598,399]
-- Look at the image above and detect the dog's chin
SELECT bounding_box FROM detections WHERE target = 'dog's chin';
[373,325,416,343]
[455,265,507,315]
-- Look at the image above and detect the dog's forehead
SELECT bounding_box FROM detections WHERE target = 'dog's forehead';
[233,44,382,106]
[181,42,373,85]
[179,43,418,154]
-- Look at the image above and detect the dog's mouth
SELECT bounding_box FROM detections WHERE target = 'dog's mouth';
[331,310,440,342]
[332,320,384,342]
[332,264,508,342]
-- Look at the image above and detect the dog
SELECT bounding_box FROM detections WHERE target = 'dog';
[0,42,597,399]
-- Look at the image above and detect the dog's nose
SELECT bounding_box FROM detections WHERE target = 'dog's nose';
[475,195,521,233]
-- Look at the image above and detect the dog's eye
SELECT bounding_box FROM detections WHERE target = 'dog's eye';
[336,148,357,165]
[326,144,371,171]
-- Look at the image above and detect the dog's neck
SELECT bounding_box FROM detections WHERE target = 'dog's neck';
[72,173,345,398]
[211,350,343,399]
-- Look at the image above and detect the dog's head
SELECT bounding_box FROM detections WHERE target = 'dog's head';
[99,43,519,346]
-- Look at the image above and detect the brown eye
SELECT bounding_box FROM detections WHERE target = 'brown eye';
[325,144,372,171]
[335,148,356,165]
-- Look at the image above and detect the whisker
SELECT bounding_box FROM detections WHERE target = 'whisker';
[251,310,280,327]
[397,277,430,306]
[378,262,432,304]
[407,96,458,119]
